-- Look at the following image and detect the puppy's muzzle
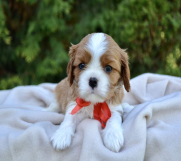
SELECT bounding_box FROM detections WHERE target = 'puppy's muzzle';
[89,77,98,89]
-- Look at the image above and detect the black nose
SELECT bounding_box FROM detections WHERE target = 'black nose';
[89,77,98,89]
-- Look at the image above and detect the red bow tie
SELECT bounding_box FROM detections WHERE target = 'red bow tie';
[71,97,111,128]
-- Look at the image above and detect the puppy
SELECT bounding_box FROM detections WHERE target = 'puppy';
[45,33,132,152]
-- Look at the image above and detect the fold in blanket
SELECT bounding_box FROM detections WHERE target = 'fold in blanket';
[0,73,181,161]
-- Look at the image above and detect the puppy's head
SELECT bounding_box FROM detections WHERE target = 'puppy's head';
[67,33,130,104]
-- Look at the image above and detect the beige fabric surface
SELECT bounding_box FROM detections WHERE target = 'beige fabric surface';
[0,73,181,161]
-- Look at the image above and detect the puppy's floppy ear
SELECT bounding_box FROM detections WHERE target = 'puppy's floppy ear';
[67,44,78,86]
[120,50,131,92]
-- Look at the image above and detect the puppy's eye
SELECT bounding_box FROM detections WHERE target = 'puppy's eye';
[79,63,85,70]
[105,65,112,73]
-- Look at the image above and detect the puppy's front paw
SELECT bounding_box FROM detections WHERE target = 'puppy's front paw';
[102,127,124,153]
[51,127,74,151]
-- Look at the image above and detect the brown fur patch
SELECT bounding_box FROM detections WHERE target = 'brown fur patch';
[55,78,77,114]
[100,53,121,85]
[67,45,78,86]
[73,50,92,66]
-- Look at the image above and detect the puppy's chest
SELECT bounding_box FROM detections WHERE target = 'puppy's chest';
[77,103,116,119]
[78,104,94,119]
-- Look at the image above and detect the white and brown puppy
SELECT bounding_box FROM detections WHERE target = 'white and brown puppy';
[45,33,132,152]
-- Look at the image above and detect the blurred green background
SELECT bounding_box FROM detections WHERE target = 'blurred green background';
[0,0,181,90]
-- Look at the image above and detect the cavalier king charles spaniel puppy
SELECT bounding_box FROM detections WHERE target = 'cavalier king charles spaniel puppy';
[45,33,133,152]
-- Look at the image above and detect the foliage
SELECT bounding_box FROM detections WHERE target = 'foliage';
[0,0,181,89]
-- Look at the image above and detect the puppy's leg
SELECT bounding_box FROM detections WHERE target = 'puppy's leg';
[51,101,87,151]
[43,97,60,112]
[102,104,124,153]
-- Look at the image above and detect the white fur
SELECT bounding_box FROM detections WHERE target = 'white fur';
[79,33,110,103]
[102,103,124,152]
[87,33,108,58]
[51,102,94,150]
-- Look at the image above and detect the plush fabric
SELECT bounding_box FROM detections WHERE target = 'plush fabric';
[0,73,181,161]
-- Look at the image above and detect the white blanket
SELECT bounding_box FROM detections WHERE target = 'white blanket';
[0,73,181,161]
